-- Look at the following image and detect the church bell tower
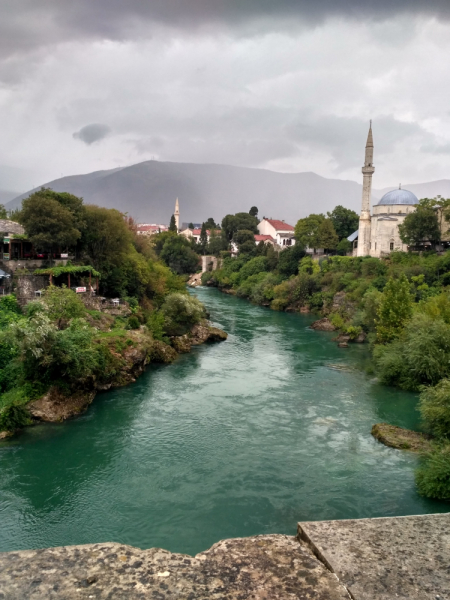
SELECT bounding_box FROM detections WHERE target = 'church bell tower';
[357,122,375,257]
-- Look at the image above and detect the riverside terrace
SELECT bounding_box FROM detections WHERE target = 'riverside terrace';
[0,219,72,272]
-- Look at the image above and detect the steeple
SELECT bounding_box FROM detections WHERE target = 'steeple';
[174,198,180,231]
[357,122,375,257]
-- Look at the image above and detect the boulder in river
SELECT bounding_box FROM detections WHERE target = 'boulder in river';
[310,318,336,332]
[371,423,432,452]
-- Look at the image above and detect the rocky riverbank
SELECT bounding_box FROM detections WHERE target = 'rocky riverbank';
[1,320,227,434]
[371,423,432,452]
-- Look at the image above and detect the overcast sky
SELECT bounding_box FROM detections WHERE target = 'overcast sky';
[1,0,450,193]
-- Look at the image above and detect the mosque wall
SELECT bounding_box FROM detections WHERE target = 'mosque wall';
[369,204,416,257]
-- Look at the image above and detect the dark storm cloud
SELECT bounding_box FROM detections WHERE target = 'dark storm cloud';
[73,124,111,145]
[1,0,450,59]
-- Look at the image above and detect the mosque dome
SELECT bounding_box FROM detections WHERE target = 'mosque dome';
[377,188,419,206]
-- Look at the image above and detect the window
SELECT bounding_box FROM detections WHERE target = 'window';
[390,242,394,250]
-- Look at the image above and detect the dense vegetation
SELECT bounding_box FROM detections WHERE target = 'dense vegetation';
[203,227,450,499]
[0,190,208,434]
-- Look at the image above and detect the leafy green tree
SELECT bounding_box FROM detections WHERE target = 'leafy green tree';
[233,229,255,254]
[376,274,413,343]
[18,191,83,254]
[221,212,259,242]
[336,238,351,256]
[0,204,8,219]
[169,214,177,232]
[207,229,226,256]
[249,206,258,218]
[327,205,359,240]
[398,201,441,247]
[277,244,306,277]
[294,214,325,250]
[160,293,206,335]
[318,219,339,251]
[160,236,199,274]
[42,286,86,329]
[199,223,208,255]
[188,222,194,229]
[204,218,216,229]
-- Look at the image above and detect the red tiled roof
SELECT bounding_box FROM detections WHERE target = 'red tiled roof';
[255,234,275,242]
[264,219,295,231]
[191,229,220,235]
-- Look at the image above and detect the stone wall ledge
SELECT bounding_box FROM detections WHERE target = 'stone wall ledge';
[1,513,450,599]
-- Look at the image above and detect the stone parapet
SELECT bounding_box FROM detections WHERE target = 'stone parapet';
[1,514,450,599]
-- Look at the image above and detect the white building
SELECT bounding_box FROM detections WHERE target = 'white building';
[136,224,168,236]
[257,219,296,247]
[350,124,419,258]
[180,227,220,243]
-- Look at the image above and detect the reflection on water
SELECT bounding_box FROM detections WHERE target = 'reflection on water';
[0,288,448,555]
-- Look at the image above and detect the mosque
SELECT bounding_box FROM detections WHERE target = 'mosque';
[349,123,420,257]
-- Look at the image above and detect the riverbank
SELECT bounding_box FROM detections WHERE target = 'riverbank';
[2,513,449,599]
[0,318,227,438]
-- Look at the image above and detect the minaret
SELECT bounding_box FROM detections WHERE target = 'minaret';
[357,122,375,257]
[174,198,180,232]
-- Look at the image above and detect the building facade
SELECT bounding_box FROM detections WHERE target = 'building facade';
[350,125,420,258]
[257,219,296,247]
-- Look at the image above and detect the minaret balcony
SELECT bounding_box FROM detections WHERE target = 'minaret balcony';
[362,166,375,175]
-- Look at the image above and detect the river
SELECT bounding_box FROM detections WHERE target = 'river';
[0,287,448,555]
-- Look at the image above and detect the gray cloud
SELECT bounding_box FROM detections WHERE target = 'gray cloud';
[73,124,111,145]
[1,1,450,60]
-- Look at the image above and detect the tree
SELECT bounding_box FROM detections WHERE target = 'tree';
[294,214,325,250]
[19,193,82,254]
[376,274,413,343]
[199,223,208,254]
[169,214,177,232]
[42,286,86,329]
[188,222,194,229]
[204,217,216,229]
[317,219,338,251]
[336,238,351,256]
[0,204,7,219]
[160,293,206,336]
[327,205,359,240]
[221,212,259,242]
[207,229,226,256]
[249,206,258,218]
[277,244,306,277]
[233,229,255,255]
[398,200,441,247]
[159,236,200,274]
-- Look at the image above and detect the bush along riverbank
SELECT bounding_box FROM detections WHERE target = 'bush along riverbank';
[203,247,450,500]
[0,289,226,438]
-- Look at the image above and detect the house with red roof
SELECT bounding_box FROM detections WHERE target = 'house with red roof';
[257,219,296,248]
[137,223,168,236]
[180,227,220,244]
[254,234,276,246]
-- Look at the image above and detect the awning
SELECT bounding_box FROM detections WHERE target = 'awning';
[347,230,359,242]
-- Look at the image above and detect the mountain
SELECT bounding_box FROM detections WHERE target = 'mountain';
[0,189,20,205]
[5,161,365,226]
[6,160,450,226]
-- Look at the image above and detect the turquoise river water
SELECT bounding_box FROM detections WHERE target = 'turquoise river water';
[0,287,448,555]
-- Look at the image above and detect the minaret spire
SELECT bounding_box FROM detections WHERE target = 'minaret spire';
[357,122,375,257]
[174,198,180,232]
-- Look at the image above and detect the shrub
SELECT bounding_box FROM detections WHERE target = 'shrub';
[277,245,306,277]
[416,444,450,500]
[0,405,30,432]
[127,316,140,330]
[160,293,206,336]
[147,311,168,342]
[375,314,450,390]
[376,274,413,343]
[419,379,450,439]
[42,285,86,328]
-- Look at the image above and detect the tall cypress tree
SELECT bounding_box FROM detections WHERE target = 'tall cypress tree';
[199,222,208,255]
[169,214,177,232]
